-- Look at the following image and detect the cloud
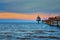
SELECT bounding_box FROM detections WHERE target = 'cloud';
[0,0,60,14]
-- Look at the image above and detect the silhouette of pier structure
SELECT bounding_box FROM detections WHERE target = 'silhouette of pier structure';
[43,16,60,27]
[36,16,41,24]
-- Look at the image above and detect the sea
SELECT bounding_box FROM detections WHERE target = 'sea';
[0,22,60,40]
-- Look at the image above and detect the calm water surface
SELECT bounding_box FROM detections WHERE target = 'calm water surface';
[0,22,60,40]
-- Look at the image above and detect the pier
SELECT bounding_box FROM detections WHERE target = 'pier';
[36,16,41,24]
[43,16,60,27]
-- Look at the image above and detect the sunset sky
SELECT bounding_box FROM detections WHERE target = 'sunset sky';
[0,0,60,21]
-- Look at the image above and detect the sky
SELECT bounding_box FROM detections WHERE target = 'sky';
[0,0,60,20]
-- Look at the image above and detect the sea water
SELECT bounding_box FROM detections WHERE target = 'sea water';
[0,22,60,40]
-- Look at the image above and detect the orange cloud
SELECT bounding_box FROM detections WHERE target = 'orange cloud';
[0,12,59,20]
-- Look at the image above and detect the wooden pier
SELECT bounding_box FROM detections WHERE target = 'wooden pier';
[43,16,60,27]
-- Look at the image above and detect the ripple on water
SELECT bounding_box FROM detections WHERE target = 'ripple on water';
[0,23,60,40]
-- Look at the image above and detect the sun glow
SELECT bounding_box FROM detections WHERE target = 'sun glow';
[0,12,59,20]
